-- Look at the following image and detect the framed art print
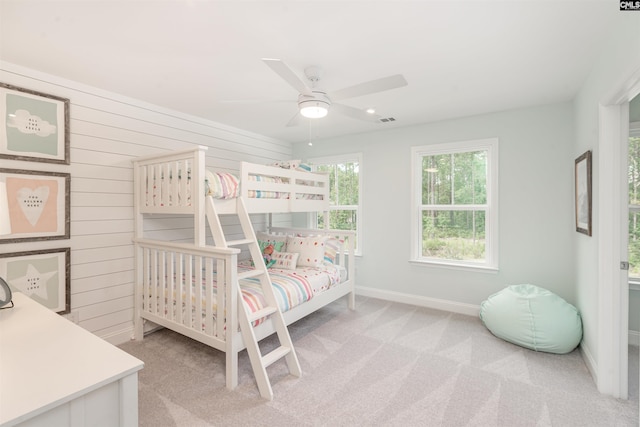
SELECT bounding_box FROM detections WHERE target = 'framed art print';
[575,150,592,236]
[0,168,70,243]
[0,82,70,164]
[0,248,70,313]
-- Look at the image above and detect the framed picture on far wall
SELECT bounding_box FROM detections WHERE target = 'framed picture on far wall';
[0,82,70,165]
[0,168,70,244]
[575,150,592,236]
[0,248,70,314]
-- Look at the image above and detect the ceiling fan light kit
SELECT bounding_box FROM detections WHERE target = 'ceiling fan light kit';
[298,92,330,118]
[300,103,329,118]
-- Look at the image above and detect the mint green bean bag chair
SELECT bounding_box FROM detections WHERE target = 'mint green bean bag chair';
[479,284,582,354]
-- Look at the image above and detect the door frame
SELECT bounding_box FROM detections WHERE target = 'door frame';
[597,67,640,398]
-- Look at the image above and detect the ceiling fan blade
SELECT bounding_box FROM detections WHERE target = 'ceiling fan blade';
[286,111,302,127]
[262,58,312,95]
[332,103,382,123]
[330,74,407,101]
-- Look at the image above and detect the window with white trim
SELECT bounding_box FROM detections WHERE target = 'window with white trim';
[310,154,362,255]
[411,139,498,269]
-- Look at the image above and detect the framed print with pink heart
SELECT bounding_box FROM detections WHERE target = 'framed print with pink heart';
[0,168,70,243]
[0,82,70,165]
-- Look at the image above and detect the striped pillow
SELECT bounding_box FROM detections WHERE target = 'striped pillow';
[205,170,239,199]
[324,238,343,264]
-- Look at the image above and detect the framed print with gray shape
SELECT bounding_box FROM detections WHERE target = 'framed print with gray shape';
[0,248,70,314]
[0,83,70,164]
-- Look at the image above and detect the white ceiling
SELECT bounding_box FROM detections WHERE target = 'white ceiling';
[0,1,619,144]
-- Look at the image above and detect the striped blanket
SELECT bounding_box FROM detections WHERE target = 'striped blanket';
[239,266,314,323]
[165,263,342,330]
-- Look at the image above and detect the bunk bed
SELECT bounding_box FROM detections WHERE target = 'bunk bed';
[132,146,356,399]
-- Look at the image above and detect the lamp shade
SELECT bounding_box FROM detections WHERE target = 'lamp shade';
[299,100,329,118]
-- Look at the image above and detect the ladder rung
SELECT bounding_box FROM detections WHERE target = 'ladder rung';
[227,238,255,246]
[262,346,291,369]
[238,269,267,280]
[249,306,278,323]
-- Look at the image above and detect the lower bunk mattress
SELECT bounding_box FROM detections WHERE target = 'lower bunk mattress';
[150,263,346,331]
[239,262,345,316]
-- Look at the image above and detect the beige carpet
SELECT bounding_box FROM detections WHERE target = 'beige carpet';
[119,296,639,426]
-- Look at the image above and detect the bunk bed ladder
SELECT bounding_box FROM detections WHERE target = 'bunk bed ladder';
[205,196,302,400]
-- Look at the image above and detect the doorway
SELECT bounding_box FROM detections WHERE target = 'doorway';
[598,69,640,400]
[627,97,640,414]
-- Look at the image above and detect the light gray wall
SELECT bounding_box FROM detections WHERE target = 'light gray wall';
[294,102,575,310]
[573,13,640,371]
[0,62,292,345]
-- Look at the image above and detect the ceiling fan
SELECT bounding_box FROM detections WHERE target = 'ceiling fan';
[262,58,408,127]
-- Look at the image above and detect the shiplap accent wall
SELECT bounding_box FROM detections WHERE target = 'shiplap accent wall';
[0,62,292,345]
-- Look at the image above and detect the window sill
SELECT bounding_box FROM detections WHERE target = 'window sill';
[409,259,499,274]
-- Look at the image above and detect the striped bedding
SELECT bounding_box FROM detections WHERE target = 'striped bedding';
[239,266,314,322]
[235,263,343,323]
[165,263,344,330]
[243,174,286,200]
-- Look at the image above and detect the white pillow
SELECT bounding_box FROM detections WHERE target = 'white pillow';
[286,235,327,267]
[271,252,299,270]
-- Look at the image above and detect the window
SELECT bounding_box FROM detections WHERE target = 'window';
[310,154,362,255]
[628,122,640,281]
[411,138,498,269]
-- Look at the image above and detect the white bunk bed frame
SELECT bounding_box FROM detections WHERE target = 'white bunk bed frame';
[132,146,356,393]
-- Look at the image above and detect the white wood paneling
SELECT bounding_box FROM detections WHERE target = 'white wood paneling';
[71,233,133,250]
[72,192,133,208]
[72,258,135,280]
[72,219,135,236]
[72,245,135,264]
[72,283,133,307]
[0,62,291,344]
[72,177,132,194]
[73,271,133,293]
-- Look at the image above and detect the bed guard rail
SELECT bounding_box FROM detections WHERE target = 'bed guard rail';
[133,238,240,340]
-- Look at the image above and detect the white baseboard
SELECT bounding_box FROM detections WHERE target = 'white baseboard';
[96,294,640,354]
[355,285,480,317]
[577,331,638,391]
[100,327,135,346]
[580,341,598,385]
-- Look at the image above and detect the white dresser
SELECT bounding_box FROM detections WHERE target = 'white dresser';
[0,293,143,427]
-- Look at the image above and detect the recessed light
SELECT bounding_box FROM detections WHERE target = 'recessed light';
[366,108,376,114]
